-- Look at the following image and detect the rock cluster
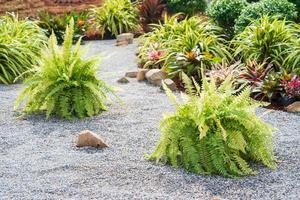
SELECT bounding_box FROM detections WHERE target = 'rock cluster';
[120,68,177,91]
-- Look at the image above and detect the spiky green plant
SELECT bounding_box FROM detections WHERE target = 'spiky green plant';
[0,14,46,84]
[15,19,116,119]
[90,0,138,38]
[233,16,298,68]
[148,73,276,177]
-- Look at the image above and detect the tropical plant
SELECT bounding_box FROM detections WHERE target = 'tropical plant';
[209,60,242,86]
[15,19,116,119]
[148,73,276,177]
[207,0,249,34]
[139,0,166,33]
[90,0,139,38]
[138,15,231,81]
[235,0,297,32]
[285,37,300,74]
[167,0,208,16]
[233,16,298,68]
[38,11,88,44]
[0,14,46,84]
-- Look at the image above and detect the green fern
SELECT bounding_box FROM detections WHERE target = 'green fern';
[148,73,276,177]
[15,19,116,119]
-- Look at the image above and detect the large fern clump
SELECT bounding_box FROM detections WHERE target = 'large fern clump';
[15,19,115,119]
[148,73,276,177]
[0,14,47,84]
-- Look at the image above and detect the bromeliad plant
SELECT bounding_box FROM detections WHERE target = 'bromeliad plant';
[15,19,116,119]
[0,14,46,84]
[90,0,139,38]
[148,73,276,177]
[138,15,231,81]
[139,0,166,33]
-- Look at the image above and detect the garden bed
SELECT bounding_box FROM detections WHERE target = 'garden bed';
[0,40,299,199]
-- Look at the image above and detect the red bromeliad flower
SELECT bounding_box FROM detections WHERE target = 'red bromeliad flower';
[148,50,165,61]
[284,76,300,97]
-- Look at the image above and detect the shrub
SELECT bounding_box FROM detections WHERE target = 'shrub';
[0,14,46,84]
[207,0,248,33]
[233,16,298,68]
[90,0,139,38]
[38,11,88,44]
[148,73,276,177]
[289,0,300,19]
[235,0,297,32]
[167,0,208,16]
[15,19,116,119]
[138,15,231,81]
[139,0,166,33]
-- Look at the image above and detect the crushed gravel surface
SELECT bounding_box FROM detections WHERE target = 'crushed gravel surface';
[0,40,299,200]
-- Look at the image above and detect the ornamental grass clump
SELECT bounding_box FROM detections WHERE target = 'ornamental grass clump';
[90,0,138,38]
[0,14,46,84]
[148,73,276,177]
[15,19,116,119]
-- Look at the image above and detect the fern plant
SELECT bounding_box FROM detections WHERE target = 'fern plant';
[148,73,276,177]
[15,19,116,119]
[0,13,46,84]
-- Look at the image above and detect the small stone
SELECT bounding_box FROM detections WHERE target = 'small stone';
[286,101,300,112]
[76,130,108,148]
[146,69,167,86]
[117,77,129,84]
[116,40,129,46]
[137,69,149,81]
[125,71,138,78]
[161,79,177,91]
[116,33,134,44]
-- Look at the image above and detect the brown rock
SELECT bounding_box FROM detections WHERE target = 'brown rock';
[125,71,138,78]
[161,79,177,91]
[116,33,134,44]
[117,77,129,84]
[286,101,300,112]
[76,130,108,148]
[116,40,129,46]
[137,69,149,81]
[146,69,167,86]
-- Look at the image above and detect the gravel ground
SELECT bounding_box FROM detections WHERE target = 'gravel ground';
[0,40,299,200]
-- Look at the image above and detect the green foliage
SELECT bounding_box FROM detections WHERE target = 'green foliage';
[235,0,297,32]
[38,11,88,44]
[207,0,249,33]
[15,19,116,119]
[148,73,276,177]
[90,0,139,38]
[167,0,208,15]
[0,14,47,84]
[285,31,300,75]
[138,15,231,81]
[232,16,298,68]
[289,0,300,19]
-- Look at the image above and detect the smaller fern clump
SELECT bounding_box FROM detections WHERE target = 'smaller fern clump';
[15,19,115,119]
[148,73,276,177]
